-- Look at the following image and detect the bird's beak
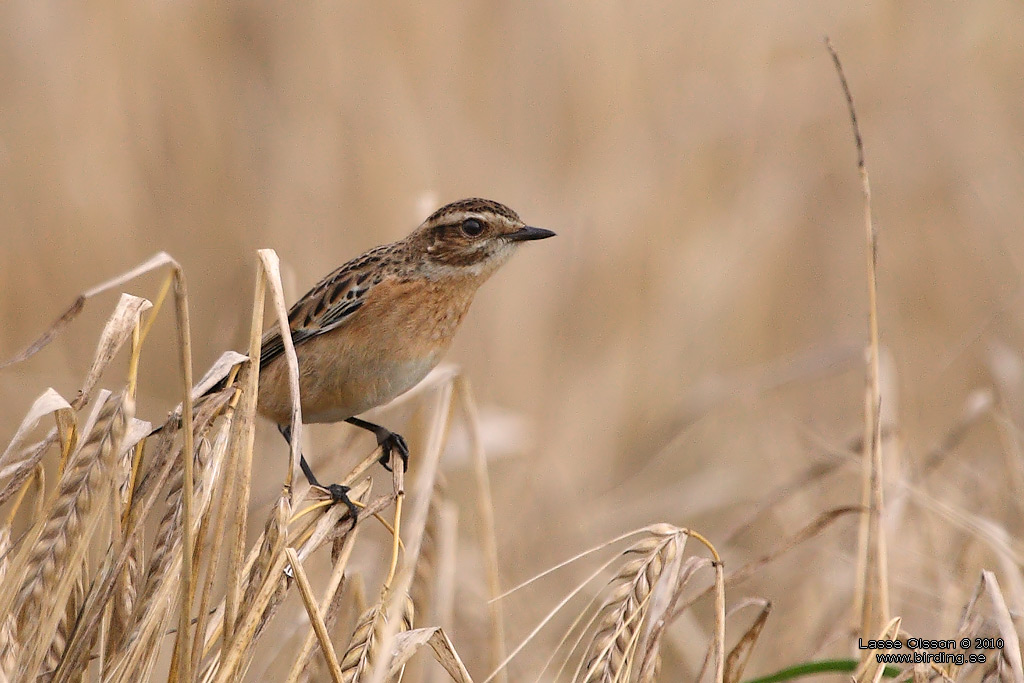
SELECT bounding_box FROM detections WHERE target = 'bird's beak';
[506,226,556,242]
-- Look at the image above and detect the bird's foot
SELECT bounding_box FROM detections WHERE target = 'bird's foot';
[281,430,359,529]
[345,417,410,472]
[319,483,358,530]
[377,431,409,472]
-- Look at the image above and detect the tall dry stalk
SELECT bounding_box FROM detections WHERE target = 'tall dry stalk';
[825,37,890,639]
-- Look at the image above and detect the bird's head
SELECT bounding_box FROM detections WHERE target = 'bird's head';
[407,198,555,280]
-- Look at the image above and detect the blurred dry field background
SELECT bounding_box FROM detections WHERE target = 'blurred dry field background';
[2,1,1024,681]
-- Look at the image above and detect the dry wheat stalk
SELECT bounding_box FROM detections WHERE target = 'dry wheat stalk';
[8,391,132,680]
[638,555,715,683]
[284,492,366,683]
[106,433,143,661]
[236,492,289,632]
[0,466,42,681]
[106,533,141,663]
[9,393,131,663]
[44,563,87,678]
[285,546,345,681]
[195,489,394,682]
[339,593,415,683]
[198,492,301,682]
[824,37,891,639]
[108,407,232,680]
[104,432,141,646]
[202,495,292,683]
[109,438,208,665]
[50,411,196,680]
[362,378,453,683]
[9,395,109,633]
[578,528,683,683]
[235,492,399,680]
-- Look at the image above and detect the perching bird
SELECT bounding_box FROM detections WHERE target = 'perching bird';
[256,198,555,521]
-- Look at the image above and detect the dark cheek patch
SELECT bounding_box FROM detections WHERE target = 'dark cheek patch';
[436,244,485,267]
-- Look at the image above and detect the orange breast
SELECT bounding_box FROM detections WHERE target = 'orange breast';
[256,276,477,425]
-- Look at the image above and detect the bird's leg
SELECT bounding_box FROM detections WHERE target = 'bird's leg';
[277,423,358,527]
[344,417,409,472]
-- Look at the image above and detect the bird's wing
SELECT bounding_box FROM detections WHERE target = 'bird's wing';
[259,244,393,368]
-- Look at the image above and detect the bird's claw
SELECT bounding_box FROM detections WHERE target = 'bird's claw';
[377,431,409,472]
[322,483,358,530]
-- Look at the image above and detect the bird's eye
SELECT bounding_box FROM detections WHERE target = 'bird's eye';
[460,218,484,237]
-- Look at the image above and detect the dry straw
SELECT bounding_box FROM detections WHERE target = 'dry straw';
[0,245,735,682]
[5,45,1018,680]
[0,247,467,681]
[824,36,891,643]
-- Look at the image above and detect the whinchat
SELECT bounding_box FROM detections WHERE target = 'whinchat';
[257,198,554,520]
